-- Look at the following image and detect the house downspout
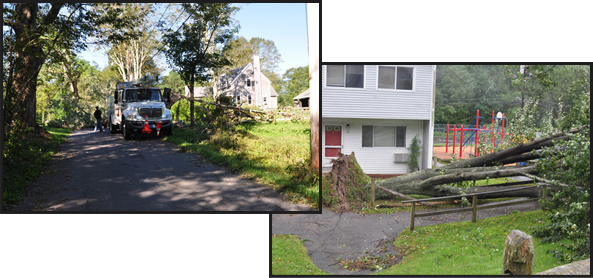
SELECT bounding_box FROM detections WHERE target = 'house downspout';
[428,65,437,169]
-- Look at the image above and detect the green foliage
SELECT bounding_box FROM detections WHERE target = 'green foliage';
[34,57,105,129]
[532,110,590,260]
[279,66,309,107]
[163,3,239,85]
[435,65,589,127]
[435,65,517,124]
[160,71,186,96]
[509,67,590,262]
[407,135,421,173]
[45,96,94,129]
[2,123,72,210]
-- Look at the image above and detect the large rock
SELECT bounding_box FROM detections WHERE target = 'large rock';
[502,230,534,275]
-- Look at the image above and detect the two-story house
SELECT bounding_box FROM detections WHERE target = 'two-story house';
[217,55,278,110]
[322,65,436,175]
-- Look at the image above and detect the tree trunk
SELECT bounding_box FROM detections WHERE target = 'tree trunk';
[6,3,65,133]
[176,99,181,122]
[10,4,44,132]
[189,74,195,128]
[372,126,586,199]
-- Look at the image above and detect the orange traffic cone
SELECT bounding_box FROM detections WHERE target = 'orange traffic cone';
[142,115,151,133]
[156,121,162,136]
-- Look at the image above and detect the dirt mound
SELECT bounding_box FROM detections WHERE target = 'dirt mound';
[322,152,370,212]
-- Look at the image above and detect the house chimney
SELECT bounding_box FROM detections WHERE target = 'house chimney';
[253,55,260,73]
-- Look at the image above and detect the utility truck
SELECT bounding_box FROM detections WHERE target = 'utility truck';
[106,75,173,140]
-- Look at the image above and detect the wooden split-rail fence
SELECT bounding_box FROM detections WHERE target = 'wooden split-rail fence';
[369,179,548,231]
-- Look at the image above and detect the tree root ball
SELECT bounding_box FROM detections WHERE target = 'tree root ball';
[322,152,370,212]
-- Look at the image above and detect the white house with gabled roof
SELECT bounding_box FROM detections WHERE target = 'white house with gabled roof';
[322,64,436,175]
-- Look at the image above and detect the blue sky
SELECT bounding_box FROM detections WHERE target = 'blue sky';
[79,3,309,76]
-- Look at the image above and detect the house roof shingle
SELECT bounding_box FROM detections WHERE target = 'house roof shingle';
[293,88,310,100]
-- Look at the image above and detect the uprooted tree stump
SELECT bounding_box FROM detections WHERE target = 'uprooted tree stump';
[322,152,370,212]
[503,230,535,275]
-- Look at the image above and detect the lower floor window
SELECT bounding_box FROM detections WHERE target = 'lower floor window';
[362,125,406,147]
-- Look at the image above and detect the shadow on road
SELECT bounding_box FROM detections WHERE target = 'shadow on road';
[11,129,313,212]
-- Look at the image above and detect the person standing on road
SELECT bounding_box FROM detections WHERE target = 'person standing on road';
[94,106,103,132]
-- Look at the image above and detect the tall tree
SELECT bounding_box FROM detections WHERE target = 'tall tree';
[98,3,160,82]
[249,37,282,74]
[279,66,309,107]
[163,3,239,127]
[2,3,141,133]
[108,34,161,82]
[223,36,283,74]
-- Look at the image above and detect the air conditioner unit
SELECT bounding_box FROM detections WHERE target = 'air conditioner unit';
[394,153,410,163]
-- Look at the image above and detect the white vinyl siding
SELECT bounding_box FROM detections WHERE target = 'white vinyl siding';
[323,118,424,174]
[322,65,433,120]
[321,65,436,174]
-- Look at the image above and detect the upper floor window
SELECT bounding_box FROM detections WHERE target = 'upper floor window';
[326,65,364,88]
[246,79,252,87]
[378,66,414,90]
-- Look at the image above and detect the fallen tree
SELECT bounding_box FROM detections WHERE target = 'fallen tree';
[372,125,586,200]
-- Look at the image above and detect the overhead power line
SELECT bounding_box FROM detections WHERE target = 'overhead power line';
[150,4,199,63]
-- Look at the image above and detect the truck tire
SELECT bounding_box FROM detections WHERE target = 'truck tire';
[122,120,131,140]
[109,119,116,134]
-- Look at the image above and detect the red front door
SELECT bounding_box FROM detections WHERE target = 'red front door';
[325,125,342,158]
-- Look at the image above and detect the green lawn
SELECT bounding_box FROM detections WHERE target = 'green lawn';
[271,210,574,275]
[272,234,327,275]
[164,121,318,208]
[381,210,569,275]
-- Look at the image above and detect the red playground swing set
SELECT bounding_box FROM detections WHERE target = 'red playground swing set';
[446,110,511,159]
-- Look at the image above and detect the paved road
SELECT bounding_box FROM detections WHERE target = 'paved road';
[12,129,312,212]
[272,201,541,275]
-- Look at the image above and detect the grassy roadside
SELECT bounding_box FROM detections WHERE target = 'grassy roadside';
[164,121,318,208]
[2,127,73,210]
[272,234,327,275]
[271,210,573,275]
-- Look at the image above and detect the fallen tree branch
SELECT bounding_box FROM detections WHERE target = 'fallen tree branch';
[520,173,577,188]
[375,184,435,207]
